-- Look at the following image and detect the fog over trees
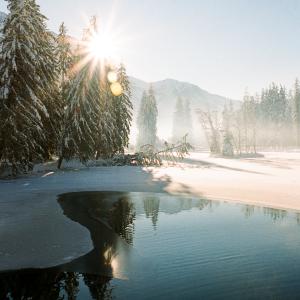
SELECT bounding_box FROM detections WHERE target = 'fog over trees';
[199,80,300,156]
[136,86,158,150]
[172,97,193,143]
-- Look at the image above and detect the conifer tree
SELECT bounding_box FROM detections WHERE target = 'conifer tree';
[183,99,193,142]
[60,17,133,164]
[293,78,300,147]
[172,97,193,143]
[61,17,101,163]
[27,0,60,159]
[56,22,74,168]
[222,103,234,156]
[172,97,184,142]
[56,23,73,88]
[136,91,148,148]
[0,0,57,174]
[259,83,291,148]
[95,64,115,159]
[136,86,158,149]
[111,64,133,153]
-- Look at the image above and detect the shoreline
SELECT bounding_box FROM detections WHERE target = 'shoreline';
[1,152,300,212]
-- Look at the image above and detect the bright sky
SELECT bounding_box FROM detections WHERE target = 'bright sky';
[1,0,300,100]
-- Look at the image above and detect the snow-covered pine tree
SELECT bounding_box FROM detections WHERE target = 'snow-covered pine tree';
[260,83,289,126]
[59,16,133,164]
[61,17,101,163]
[26,0,60,159]
[183,99,193,143]
[172,97,185,142]
[259,83,291,148]
[56,23,73,88]
[111,63,133,153]
[0,0,57,174]
[62,63,100,163]
[147,86,158,147]
[56,22,74,168]
[136,91,148,148]
[293,79,300,147]
[222,103,234,156]
[136,86,158,149]
[95,63,115,159]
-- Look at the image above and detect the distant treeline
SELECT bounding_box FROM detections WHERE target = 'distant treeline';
[199,81,300,155]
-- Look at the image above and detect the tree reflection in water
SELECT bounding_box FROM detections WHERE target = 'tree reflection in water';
[241,204,297,224]
[143,195,160,229]
[3,192,296,299]
[0,270,84,300]
[0,191,136,300]
[109,196,136,244]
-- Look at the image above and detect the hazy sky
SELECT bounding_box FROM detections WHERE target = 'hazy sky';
[1,0,300,100]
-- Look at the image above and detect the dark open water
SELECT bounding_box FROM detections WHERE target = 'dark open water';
[1,191,300,299]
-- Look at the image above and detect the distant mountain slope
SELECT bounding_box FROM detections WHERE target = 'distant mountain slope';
[129,76,240,140]
[130,77,238,112]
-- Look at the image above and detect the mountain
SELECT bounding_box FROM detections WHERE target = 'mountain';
[129,77,240,141]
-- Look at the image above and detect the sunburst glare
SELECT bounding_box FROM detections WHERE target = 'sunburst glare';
[88,31,117,61]
[72,16,125,77]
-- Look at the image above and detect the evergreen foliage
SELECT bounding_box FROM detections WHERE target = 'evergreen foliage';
[293,79,300,147]
[62,58,101,162]
[183,99,193,142]
[111,64,133,153]
[0,0,58,174]
[222,103,234,156]
[94,63,115,159]
[60,17,133,165]
[206,83,296,157]
[56,22,74,168]
[0,7,133,174]
[172,97,193,143]
[61,17,103,162]
[172,97,184,141]
[136,86,158,149]
[56,22,73,88]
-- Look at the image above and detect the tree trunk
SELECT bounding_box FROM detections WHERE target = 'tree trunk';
[57,156,63,169]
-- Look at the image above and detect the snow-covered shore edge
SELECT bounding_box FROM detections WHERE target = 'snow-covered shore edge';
[0,158,117,179]
[2,152,300,213]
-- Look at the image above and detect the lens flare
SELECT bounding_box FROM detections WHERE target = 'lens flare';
[110,82,123,96]
[107,71,118,83]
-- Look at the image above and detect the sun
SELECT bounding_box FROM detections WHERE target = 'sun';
[88,32,117,61]
[72,16,129,77]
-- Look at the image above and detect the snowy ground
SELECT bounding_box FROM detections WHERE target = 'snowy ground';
[1,152,300,211]
[0,152,300,210]
[157,152,300,212]
[1,151,300,272]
